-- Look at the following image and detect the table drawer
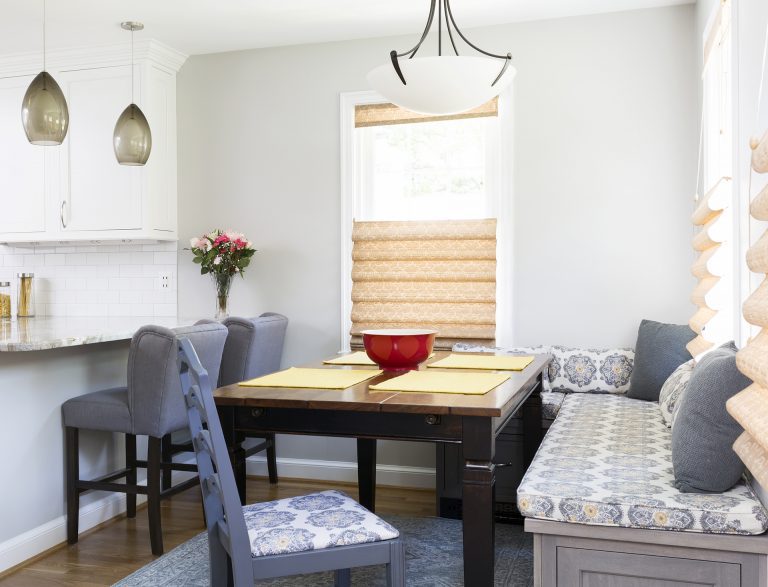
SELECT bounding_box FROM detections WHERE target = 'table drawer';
[233,407,464,442]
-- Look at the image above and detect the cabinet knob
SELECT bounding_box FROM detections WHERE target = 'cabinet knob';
[251,408,264,418]
[424,414,440,425]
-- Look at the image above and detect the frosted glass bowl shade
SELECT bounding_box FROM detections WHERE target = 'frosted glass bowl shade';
[367,55,516,116]
[21,71,69,146]
[113,103,152,166]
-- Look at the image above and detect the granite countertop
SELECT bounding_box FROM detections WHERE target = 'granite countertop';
[0,316,194,352]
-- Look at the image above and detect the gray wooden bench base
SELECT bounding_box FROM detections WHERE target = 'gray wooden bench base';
[526,518,768,586]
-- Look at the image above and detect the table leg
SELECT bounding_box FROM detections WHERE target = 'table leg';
[217,405,247,504]
[356,438,377,512]
[462,417,495,586]
[523,375,544,468]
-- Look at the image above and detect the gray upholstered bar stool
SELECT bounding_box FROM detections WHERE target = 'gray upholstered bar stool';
[218,313,288,487]
[62,323,228,555]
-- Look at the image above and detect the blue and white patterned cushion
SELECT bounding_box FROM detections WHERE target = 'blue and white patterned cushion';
[541,391,566,421]
[658,359,695,428]
[452,343,552,391]
[518,394,768,535]
[549,346,634,394]
[243,490,399,556]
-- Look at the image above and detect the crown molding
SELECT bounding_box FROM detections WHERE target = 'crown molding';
[0,40,188,77]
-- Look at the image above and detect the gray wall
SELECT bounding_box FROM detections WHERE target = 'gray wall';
[177,5,697,467]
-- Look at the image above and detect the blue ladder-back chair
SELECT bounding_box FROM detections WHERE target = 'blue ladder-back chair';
[177,338,406,586]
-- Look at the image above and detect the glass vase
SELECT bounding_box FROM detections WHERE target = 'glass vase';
[213,273,232,320]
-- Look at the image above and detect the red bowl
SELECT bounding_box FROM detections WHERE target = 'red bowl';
[362,329,437,371]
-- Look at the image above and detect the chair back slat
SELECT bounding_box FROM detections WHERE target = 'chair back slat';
[178,338,254,584]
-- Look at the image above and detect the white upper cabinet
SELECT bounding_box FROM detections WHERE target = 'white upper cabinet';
[0,75,47,236]
[0,41,186,244]
[58,65,142,232]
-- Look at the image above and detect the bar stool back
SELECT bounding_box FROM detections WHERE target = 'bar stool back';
[218,314,288,491]
[62,322,228,555]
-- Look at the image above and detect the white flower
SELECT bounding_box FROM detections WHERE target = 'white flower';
[213,256,222,265]
[235,267,240,272]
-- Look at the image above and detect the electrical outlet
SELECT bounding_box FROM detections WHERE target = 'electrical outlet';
[159,273,171,290]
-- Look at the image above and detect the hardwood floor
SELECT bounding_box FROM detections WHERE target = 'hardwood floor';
[0,477,436,586]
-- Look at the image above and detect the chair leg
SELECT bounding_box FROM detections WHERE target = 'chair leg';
[65,426,79,545]
[266,433,278,484]
[387,539,405,587]
[147,436,164,555]
[125,434,137,518]
[334,568,351,587]
[208,528,229,587]
[161,433,173,491]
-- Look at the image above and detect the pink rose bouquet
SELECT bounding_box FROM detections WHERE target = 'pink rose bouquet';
[188,229,256,318]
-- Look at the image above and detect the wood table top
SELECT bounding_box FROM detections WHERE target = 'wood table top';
[214,351,551,418]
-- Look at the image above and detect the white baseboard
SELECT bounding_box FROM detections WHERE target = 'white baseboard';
[245,456,436,490]
[0,491,147,575]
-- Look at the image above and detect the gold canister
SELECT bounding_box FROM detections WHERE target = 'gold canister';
[0,282,10,320]
[17,273,35,317]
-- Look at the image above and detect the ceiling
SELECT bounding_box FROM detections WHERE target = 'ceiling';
[0,0,694,57]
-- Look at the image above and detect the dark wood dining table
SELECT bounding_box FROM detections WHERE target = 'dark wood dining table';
[214,351,550,586]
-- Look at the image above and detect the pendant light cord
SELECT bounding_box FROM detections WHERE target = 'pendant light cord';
[42,0,46,71]
[131,27,134,104]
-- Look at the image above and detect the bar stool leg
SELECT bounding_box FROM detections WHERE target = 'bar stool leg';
[65,426,80,544]
[147,436,164,555]
[161,433,173,491]
[126,434,137,518]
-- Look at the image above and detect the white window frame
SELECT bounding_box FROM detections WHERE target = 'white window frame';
[339,89,515,353]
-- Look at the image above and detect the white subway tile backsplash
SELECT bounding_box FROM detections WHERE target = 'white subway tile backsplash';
[0,242,178,318]
[153,252,177,265]
[86,253,110,265]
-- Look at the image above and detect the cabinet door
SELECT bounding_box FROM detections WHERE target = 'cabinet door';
[58,66,142,232]
[0,75,46,235]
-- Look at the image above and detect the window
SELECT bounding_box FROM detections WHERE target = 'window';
[356,116,498,221]
[688,0,736,357]
[340,91,513,352]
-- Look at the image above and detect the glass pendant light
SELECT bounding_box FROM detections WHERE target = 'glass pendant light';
[367,0,516,116]
[114,22,151,166]
[21,0,69,146]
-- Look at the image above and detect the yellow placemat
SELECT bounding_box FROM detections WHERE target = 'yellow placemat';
[239,367,383,390]
[323,351,377,366]
[323,351,435,366]
[369,371,510,395]
[428,354,534,371]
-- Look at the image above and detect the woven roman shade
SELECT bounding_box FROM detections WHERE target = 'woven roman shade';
[355,98,497,128]
[350,219,496,350]
[687,177,732,357]
[726,134,768,487]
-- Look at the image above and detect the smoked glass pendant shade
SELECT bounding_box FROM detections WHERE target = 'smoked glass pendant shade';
[21,71,69,146]
[113,103,152,166]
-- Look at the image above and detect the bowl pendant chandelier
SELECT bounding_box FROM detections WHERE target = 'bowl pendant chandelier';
[21,0,69,146]
[113,21,152,166]
[367,0,516,116]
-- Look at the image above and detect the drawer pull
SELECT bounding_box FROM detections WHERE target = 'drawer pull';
[425,414,441,425]
[251,408,264,418]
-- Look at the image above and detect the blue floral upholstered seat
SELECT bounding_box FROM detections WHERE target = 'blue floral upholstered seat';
[244,490,400,557]
[518,394,768,535]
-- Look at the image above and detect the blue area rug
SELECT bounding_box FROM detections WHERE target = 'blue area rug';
[113,515,533,586]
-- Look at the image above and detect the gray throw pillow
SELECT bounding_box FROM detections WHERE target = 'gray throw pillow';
[626,319,695,401]
[671,342,751,493]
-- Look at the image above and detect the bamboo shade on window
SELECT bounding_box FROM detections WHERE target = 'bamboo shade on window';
[687,177,732,357]
[350,219,496,350]
[726,133,768,484]
[355,98,497,128]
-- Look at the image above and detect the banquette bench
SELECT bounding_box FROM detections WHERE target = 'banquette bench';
[454,341,768,587]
